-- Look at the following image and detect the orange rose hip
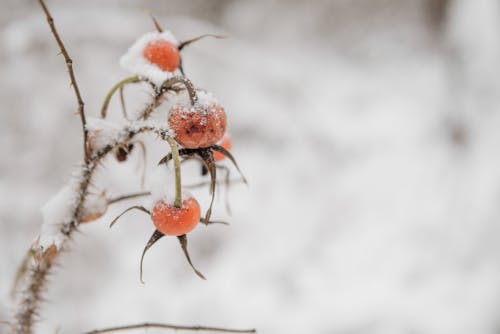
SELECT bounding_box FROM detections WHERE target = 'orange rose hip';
[168,103,227,148]
[143,39,180,72]
[151,197,201,236]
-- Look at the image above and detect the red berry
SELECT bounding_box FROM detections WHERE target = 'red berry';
[143,39,180,72]
[214,135,232,161]
[168,103,227,148]
[151,197,201,236]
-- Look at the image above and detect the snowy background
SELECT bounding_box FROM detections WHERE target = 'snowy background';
[2,0,500,333]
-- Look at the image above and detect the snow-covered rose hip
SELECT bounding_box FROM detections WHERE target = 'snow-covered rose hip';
[143,39,180,72]
[119,30,180,86]
[168,102,227,149]
[151,196,201,236]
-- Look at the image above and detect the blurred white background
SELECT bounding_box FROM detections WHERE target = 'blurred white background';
[2,0,500,333]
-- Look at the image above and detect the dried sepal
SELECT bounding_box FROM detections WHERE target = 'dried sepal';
[109,205,150,228]
[177,234,205,280]
[80,191,108,223]
[178,34,227,51]
[140,229,164,284]
[198,149,217,223]
[32,239,59,268]
[212,144,248,184]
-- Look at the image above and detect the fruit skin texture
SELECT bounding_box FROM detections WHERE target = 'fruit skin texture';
[143,39,180,72]
[151,197,201,236]
[168,103,227,149]
[214,135,232,161]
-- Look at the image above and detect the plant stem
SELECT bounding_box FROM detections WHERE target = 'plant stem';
[166,137,182,208]
[38,0,89,163]
[101,76,140,118]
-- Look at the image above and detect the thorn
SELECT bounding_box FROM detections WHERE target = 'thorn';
[148,11,164,33]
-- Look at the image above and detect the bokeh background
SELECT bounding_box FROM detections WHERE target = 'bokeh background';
[2,0,500,333]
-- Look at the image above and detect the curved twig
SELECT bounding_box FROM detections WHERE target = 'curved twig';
[138,76,197,121]
[101,76,140,118]
[82,322,256,334]
[109,205,150,228]
[159,76,197,106]
[118,85,128,120]
[107,191,151,205]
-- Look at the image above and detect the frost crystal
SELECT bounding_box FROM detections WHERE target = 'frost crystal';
[120,31,180,86]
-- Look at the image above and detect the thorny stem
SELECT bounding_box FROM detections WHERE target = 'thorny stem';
[10,249,35,297]
[10,124,171,334]
[101,76,140,118]
[83,322,256,334]
[38,0,89,163]
[166,137,182,208]
[139,89,167,120]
